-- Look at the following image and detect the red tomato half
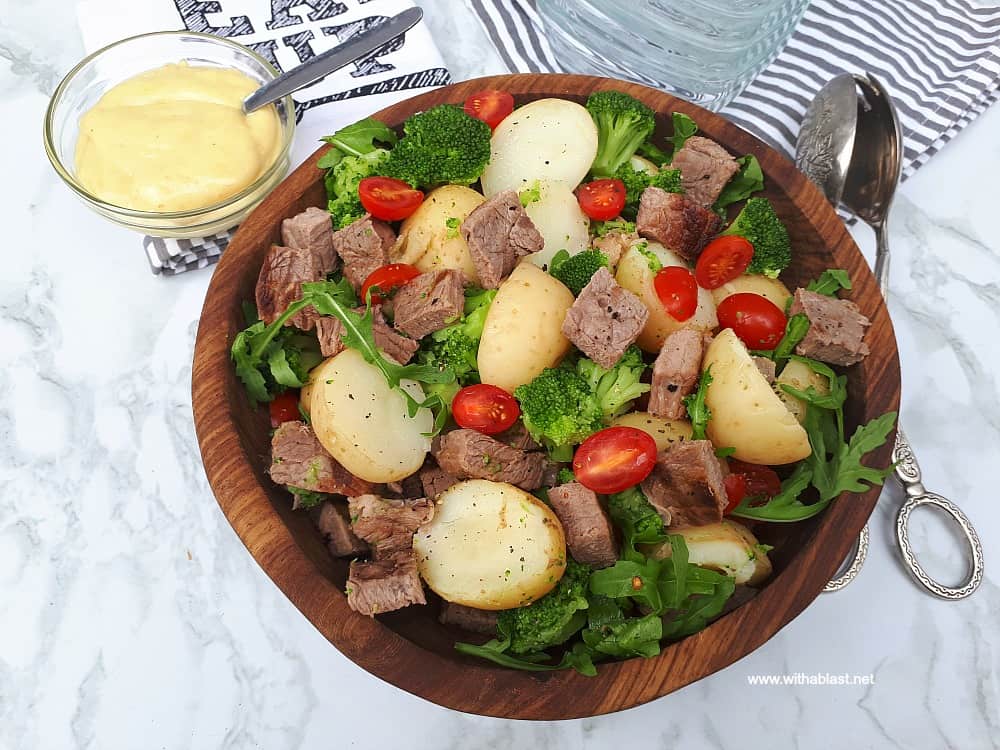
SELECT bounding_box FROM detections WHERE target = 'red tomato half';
[716,293,787,350]
[695,236,754,289]
[452,384,520,435]
[269,391,300,428]
[577,179,627,221]
[729,459,782,499]
[358,176,424,222]
[723,473,748,514]
[573,426,658,495]
[463,89,515,130]
[653,266,699,321]
[360,263,421,304]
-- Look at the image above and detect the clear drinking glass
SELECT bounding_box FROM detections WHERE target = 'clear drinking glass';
[536,0,812,110]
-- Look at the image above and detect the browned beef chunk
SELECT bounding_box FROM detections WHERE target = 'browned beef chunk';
[640,440,728,528]
[315,316,345,358]
[333,214,396,290]
[419,464,459,499]
[460,190,544,288]
[269,422,375,496]
[392,269,465,339]
[317,501,368,558]
[753,356,776,384]
[592,230,638,268]
[789,288,871,365]
[281,206,337,273]
[561,267,648,369]
[636,188,722,261]
[670,136,740,207]
[495,421,541,452]
[255,244,322,330]
[348,494,434,557]
[541,460,562,489]
[439,602,499,634]
[548,482,619,568]
[370,304,419,364]
[648,329,704,420]
[433,429,546,490]
[347,552,425,615]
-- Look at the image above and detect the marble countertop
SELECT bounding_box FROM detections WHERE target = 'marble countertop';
[2,1,998,747]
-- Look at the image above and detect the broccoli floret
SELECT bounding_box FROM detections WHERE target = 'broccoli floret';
[549,249,609,295]
[514,367,604,459]
[418,288,497,386]
[650,167,683,194]
[586,91,656,179]
[325,148,390,228]
[613,162,683,219]
[719,197,791,278]
[382,104,492,189]
[607,486,666,548]
[498,559,591,654]
[575,346,650,421]
[591,218,636,238]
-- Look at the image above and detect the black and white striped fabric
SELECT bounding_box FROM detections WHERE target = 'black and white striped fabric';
[469,0,1000,180]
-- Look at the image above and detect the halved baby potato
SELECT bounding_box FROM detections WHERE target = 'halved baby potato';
[611,412,694,452]
[523,179,591,270]
[414,479,567,610]
[646,519,773,586]
[710,274,792,310]
[775,356,832,424]
[393,184,485,283]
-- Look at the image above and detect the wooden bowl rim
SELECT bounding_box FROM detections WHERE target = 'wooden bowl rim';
[192,73,900,720]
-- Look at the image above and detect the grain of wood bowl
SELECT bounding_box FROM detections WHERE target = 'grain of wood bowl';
[192,73,900,719]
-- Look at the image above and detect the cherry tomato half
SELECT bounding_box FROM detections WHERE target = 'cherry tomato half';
[577,179,627,221]
[573,426,658,495]
[451,384,521,435]
[695,236,754,289]
[653,266,699,321]
[463,89,515,130]
[269,391,300,428]
[723,473,748,514]
[716,292,787,350]
[358,176,424,222]
[728,459,782,499]
[360,263,421,304]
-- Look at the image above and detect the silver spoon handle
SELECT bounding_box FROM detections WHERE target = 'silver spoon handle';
[873,221,891,299]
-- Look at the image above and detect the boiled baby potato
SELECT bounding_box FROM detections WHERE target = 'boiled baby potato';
[775,357,831,424]
[481,98,598,196]
[524,179,590,270]
[710,274,792,310]
[393,184,484,284]
[477,262,575,393]
[414,479,567,610]
[612,412,693,452]
[647,519,773,586]
[703,328,811,465]
[309,349,432,483]
[298,362,320,417]
[616,240,718,352]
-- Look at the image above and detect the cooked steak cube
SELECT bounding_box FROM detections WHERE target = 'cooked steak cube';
[281,206,338,273]
[370,303,419,364]
[670,136,740,207]
[789,288,871,365]
[333,214,396,290]
[439,602,499,634]
[636,188,722,261]
[548,482,619,568]
[640,440,729,528]
[317,501,368,558]
[592,229,638,268]
[648,329,704,420]
[561,267,648,369]
[347,552,425,615]
[433,429,547,490]
[269,422,375,496]
[315,316,345,358]
[753,355,776,383]
[392,269,465,339]
[495,421,541,452]
[348,494,434,557]
[419,464,459,499]
[255,244,322,330]
[461,190,544,288]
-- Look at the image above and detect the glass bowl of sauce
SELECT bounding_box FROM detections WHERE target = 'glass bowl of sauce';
[44,31,295,238]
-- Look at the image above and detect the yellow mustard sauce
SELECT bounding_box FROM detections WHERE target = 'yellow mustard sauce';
[74,62,281,212]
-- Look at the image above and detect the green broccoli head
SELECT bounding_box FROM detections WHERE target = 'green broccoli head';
[720,197,791,278]
[591,217,636,238]
[574,345,650,422]
[418,288,497,385]
[607,486,665,547]
[549,249,609,295]
[514,367,604,455]
[586,91,656,179]
[498,559,591,654]
[324,148,390,228]
[613,162,683,220]
[382,104,492,189]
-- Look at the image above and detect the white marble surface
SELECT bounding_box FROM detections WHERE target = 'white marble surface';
[2,1,998,748]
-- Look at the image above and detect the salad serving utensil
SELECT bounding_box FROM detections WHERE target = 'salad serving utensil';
[795,72,984,599]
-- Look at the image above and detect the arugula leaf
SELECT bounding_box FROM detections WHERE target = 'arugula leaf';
[771,313,811,372]
[807,269,852,297]
[730,461,816,521]
[684,367,713,440]
[668,112,698,155]
[715,446,736,458]
[662,568,735,639]
[318,117,397,168]
[455,633,597,676]
[714,155,764,210]
[581,614,662,659]
[810,409,897,501]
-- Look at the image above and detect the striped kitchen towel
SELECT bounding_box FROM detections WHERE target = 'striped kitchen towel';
[469,0,1000,180]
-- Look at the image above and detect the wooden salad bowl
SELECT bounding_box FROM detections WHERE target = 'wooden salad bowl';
[192,73,901,719]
